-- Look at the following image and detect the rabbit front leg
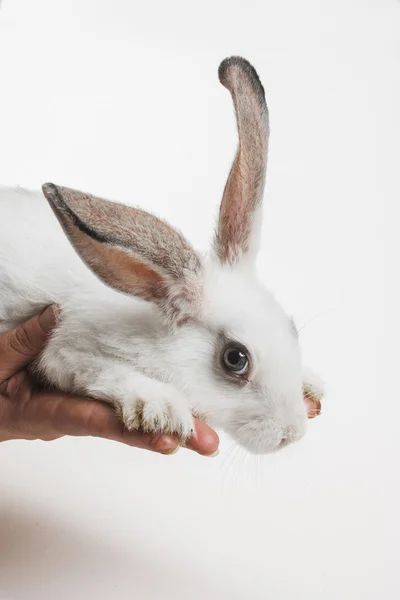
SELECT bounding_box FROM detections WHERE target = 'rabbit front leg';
[82,364,195,439]
[39,344,195,438]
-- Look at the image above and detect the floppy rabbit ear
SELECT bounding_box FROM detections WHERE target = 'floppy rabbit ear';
[214,57,269,266]
[42,183,202,321]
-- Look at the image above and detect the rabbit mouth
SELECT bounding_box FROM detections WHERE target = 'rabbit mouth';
[228,421,286,454]
[226,412,308,454]
[278,438,291,449]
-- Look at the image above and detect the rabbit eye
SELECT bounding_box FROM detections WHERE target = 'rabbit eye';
[222,346,249,376]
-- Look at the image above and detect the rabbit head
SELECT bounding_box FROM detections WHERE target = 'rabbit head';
[42,56,323,454]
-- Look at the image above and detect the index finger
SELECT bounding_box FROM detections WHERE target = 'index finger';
[32,390,219,455]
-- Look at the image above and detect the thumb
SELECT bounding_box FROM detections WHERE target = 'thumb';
[0,306,57,384]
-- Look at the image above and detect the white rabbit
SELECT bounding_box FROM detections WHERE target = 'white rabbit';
[0,57,323,453]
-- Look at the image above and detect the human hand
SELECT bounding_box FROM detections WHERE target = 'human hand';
[0,307,219,455]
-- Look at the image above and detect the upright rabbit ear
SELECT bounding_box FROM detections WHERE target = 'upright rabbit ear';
[42,183,203,322]
[214,57,269,266]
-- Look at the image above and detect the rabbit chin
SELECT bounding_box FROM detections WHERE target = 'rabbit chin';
[225,412,308,454]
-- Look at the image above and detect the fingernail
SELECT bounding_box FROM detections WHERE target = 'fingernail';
[38,305,58,332]
[163,446,180,455]
[307,399,322,419]
[204,449,219,457]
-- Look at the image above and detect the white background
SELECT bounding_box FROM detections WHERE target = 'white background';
[0,0,399,598]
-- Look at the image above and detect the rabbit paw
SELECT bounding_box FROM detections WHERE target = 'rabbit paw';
[119,382,195,439]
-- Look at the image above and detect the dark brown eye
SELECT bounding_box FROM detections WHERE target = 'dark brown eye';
[222,346,249,376]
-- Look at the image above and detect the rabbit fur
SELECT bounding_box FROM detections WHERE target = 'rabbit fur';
[0,57,324,454]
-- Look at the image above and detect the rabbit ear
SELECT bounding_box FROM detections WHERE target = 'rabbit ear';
[214,57,269,265]
[42,183,202,320]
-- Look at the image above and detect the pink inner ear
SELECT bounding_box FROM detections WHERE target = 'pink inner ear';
[304,394,321,419]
